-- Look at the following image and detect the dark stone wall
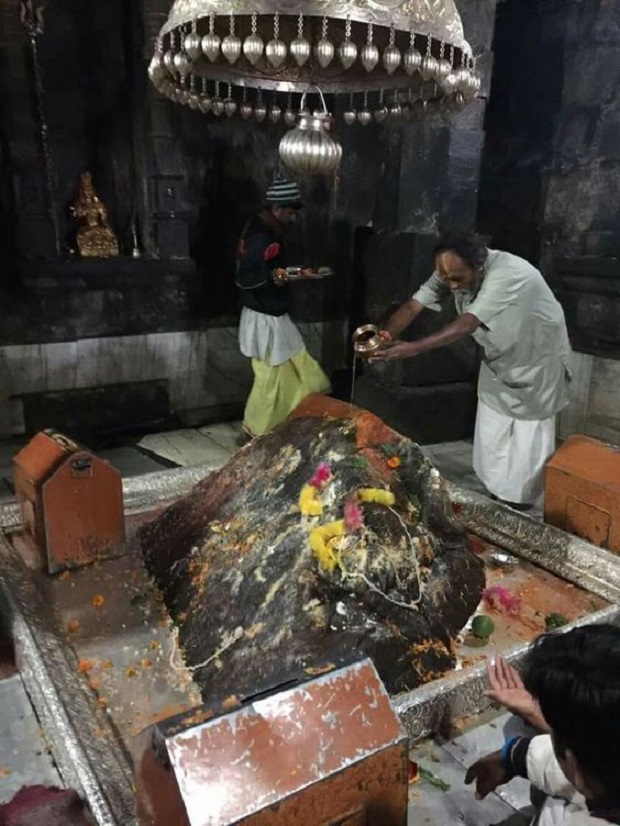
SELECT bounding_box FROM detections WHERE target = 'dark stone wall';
[477,0,620,359]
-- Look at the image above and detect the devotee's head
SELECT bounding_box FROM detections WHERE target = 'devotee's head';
[433,232,488,291]
[264,179,303,226]
[524,623,620,805]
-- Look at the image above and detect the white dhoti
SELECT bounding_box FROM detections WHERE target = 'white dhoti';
[473,400,556,505]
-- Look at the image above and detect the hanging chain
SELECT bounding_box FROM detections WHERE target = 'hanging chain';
[321,15,328,39]
[273,12,279,39]
[229,12,235,36]
[367,22,373,44]
[297,12,303,37]
[345,16,352,39]
[19,0,60,255]
[409,28,415,49]
[251,12,257,35]
[389,21,396,46]
[426,34,432,56]
[209,12,215,34]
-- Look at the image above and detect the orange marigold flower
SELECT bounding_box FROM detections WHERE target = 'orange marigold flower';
[387,456,401,469]
[91,594,105,608]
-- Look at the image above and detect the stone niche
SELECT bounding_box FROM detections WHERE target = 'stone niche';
[140,398,485,698]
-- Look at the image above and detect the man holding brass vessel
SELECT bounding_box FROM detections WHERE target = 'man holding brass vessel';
[235,178,330,440]
[370,233,571,509]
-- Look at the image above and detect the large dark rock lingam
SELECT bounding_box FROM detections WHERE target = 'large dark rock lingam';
[140,396,484,698]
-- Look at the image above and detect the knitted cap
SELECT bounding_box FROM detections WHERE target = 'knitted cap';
[265,178,302,208]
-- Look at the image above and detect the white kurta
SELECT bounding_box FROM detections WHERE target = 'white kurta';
[239,307,305,367]
[473,400,556,504]
[413,249,571,505]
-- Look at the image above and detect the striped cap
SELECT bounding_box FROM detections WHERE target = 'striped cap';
[265,178,302,208]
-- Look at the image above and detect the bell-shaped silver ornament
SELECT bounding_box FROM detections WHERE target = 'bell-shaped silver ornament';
[436,58,451,82]
[148,55,167,83]
[383,44,401,75]
[284,107,297,126]
[421,55,439,82]
[269,103,282,124]
[254,101,267,122]
[266,39,287,68]
[388,100,402,119]
[343,108,357,125]
[403,47,422,75]
[163,50,175,73]
[188,94,200,111]
[361,44,379,73]
[338,39,358,70]
[243,34,264,66]
[290,37,311,67]
[239,101,253,120]
[211,96,224,116]
[357,108,372,126]
[199,94,212,114]
[455,67,471,93]
[224,96,237,117]
[222,35,242,65]
[184,31,202,61]
[173,52,192,77]
[202,33,221,62]
[315,39,335,69]
[442,72,458,94]
[374,105,388,123]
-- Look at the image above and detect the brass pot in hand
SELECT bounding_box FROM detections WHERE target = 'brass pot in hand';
[352,324,384,357]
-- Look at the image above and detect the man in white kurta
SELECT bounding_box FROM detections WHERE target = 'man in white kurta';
[371,234,571,507]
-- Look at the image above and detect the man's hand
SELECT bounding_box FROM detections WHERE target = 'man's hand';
[486,658,549,732]
[368,340,422,363]
[273,268,288,285]
[465,751,509,800]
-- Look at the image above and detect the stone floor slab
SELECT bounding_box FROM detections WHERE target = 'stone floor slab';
[138,429,231,468]
[0,675,62,804]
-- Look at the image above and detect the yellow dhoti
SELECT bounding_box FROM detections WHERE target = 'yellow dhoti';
[243,349,331,437]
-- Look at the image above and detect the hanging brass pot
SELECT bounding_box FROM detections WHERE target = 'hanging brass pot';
[279,87,342,175]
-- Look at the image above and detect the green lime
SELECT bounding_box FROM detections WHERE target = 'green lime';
[471,614,495,639]
[545,613,568,630]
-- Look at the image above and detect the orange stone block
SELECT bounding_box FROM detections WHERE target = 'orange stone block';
[545,435,620,552]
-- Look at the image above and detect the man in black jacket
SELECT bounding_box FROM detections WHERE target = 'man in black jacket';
[235,179,330,439]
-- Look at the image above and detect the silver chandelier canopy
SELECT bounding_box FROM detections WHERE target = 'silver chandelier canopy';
[149,1,480,173]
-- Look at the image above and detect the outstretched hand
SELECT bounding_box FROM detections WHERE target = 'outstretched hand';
[465,751,509,800]
[368,340,422,363]
[486,657,549,732]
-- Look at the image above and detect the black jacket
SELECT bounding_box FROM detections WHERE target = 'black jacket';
[235,211,289,317]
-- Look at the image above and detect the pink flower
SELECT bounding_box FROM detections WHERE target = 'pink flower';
[344,499,365,533]
[309,462,332,489]
[483,586,521,616]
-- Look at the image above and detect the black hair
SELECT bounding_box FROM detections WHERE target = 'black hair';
[433,232,489,270]
[523,624,620,799]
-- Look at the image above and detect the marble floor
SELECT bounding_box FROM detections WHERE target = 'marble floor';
[0,424,536,823]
